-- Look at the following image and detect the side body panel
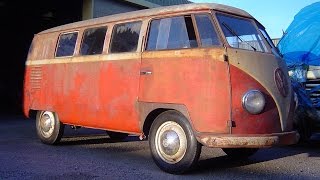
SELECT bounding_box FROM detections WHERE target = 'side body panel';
[139,48,231,133]
[25,54,142,133]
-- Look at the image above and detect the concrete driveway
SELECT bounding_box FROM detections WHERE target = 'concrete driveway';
[0,115,319,179]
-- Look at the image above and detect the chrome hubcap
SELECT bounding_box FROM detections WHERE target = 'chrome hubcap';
[160,130,180,156]
[39,111,55,138]
[155,121,187,164]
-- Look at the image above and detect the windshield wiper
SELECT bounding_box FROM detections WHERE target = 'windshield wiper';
[222,22,257,51]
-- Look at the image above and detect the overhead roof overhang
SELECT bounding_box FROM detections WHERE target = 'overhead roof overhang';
[122,0,161,8]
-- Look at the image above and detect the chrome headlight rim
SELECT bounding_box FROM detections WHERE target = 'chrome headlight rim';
[242,90,266,115]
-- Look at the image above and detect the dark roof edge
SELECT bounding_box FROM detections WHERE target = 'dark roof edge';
[39,3,253,35]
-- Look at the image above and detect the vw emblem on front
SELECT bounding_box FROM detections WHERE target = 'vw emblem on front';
[274,68,289,97]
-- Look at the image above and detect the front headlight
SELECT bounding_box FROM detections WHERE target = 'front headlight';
[242,90,266,115]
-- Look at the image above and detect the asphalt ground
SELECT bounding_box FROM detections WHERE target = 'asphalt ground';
[0,115,319,180]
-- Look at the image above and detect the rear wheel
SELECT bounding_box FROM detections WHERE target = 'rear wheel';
[36,111,64,145]
[149,110,201,174]
[222,148,258,159]
[106,131,128,141]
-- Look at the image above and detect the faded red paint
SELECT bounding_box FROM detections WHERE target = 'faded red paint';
[23,68,31,116]
[23,50,295,138]
[139,48,231,133]
[24,48,232,135]
[25,58,141,133]
[229,65,282,134]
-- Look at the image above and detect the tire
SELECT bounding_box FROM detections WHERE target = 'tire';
[222,148,258,159]
[106,131,128,141]
[297,116,312,143]
[149,110,201,174]
[294,106,313,143]
[36,111,64,145]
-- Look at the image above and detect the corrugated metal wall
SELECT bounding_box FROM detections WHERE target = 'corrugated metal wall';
[145,0,191,6]
[93,0,145,18]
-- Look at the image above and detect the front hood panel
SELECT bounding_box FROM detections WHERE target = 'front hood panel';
[228,48,293,131]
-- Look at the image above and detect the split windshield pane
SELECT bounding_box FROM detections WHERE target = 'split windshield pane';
[216,13,268,52]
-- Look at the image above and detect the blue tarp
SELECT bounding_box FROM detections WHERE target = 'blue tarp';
[278,2,320,67]
[278,2,320,108]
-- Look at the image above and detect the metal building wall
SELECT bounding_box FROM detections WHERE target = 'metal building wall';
[93,0,146,18]
[83,0,191,19]
[272,38,280,46]
[145,0,191,6]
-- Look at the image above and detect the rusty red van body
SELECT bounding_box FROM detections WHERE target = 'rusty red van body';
[23,3,298,174]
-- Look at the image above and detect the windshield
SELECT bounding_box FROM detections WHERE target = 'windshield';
[257,24,282,57]
[216,13,269,53]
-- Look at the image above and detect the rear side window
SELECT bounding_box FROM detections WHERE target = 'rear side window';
[80,27,107,55]
[110,21,142,53]
[146,15,197,51]
[195,14,221,47]
[56,32,78,57]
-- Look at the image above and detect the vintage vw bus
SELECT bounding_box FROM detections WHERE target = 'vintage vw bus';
[23,3,299,174]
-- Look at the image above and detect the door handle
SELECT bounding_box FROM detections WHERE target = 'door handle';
[140,71,152,75]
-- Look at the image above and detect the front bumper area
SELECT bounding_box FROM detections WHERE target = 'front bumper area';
[197,131,299,148]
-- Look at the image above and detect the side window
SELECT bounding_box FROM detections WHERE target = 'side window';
[195,14,221,47]
[110,21,142,53]
[146,15,197,51]
[80,27,107,55]
[56,32,78,57]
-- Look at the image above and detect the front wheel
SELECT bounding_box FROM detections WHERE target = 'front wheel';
[222,148,258,159]
[149,110,201,174]
[36,111,64,145]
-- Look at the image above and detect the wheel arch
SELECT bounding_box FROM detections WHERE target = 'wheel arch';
[139,102,192,137]
[27,109,56,119]
[28,109,38,119]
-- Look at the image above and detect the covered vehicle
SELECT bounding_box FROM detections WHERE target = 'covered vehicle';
[278,2,320,141]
